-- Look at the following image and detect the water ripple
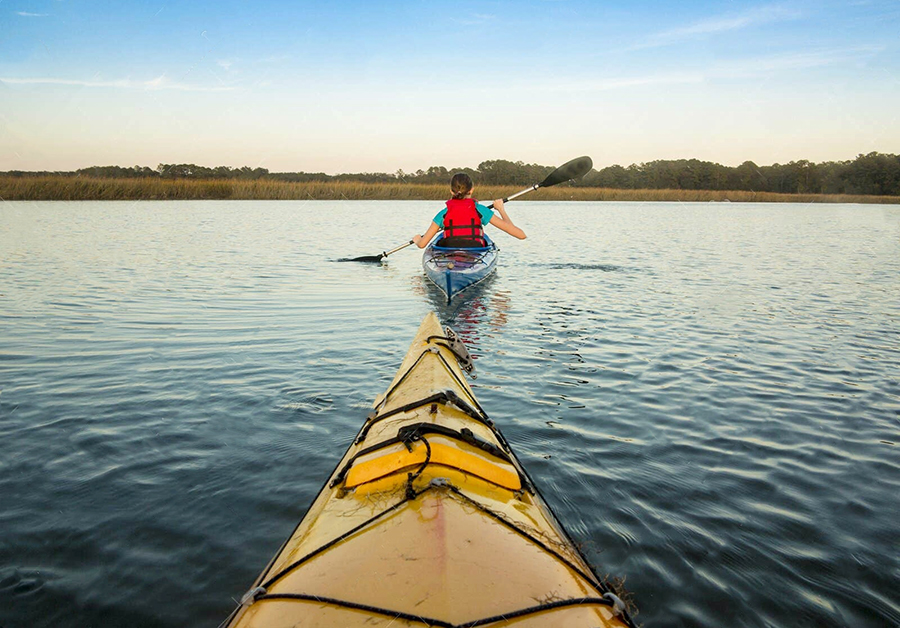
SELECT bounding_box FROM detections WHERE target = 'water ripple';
[1,201,899,627]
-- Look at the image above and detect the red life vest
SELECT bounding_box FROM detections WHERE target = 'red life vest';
[442,198,486,246]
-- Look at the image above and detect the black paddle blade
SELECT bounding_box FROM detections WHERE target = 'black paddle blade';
[539,155,593,188]
[338,254,384,262]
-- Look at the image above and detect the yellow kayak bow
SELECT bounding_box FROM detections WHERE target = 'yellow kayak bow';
[223,312,635,628]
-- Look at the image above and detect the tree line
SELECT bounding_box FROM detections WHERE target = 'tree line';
[3,152,898,196]
[582,153,900,196]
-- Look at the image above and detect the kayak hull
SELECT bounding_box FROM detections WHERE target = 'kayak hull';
[223,313,634,628]
[422,234,498,302]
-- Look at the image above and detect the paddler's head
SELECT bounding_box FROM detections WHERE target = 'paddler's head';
[450,172,474,199]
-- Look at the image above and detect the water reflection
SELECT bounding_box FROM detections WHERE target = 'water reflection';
[540,262,626,272]
[409,273,511,352]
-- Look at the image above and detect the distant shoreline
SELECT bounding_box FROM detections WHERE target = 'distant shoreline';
[2,176,898,204]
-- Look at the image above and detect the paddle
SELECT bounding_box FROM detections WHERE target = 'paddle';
[340,155,593,262]
[340,240,415,263]
[488,155,594,207]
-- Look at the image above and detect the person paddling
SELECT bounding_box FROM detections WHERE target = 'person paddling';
[413,173,527,249]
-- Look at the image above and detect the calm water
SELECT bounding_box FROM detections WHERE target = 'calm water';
[1,200,899,627]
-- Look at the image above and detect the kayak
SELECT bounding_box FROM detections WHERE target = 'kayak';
[223,312,636,628]
[423,233,498,302]
[223,314,635,627]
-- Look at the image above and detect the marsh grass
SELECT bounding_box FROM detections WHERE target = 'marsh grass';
[2,176,898,204]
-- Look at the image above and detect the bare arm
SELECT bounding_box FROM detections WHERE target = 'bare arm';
[488,199,527,240]
[413,222,441,248]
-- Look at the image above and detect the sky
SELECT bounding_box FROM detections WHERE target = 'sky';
[1,0,898,174]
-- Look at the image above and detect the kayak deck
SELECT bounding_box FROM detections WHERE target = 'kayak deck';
[224,313,634,628]
[423,234,498,302]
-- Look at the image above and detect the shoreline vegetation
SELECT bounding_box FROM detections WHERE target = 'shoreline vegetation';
[3,152,899,203]
[2,175,898,204]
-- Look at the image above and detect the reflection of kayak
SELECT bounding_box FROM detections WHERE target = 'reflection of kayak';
[223,312,636,628]
[423,233,498,302]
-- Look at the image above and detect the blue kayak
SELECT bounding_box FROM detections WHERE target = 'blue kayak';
[423,233,498,302]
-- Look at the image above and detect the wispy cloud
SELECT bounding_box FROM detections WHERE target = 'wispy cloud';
[549,46,883,93]
[452,13,494,26]
[552,73,705,92]
[633,4,802,50]
[546,45,885,92]
[0,75,234,91]
[17,11,49,17]
[217,59,234,71]
[257,54,292,66]
[707,45,884,78]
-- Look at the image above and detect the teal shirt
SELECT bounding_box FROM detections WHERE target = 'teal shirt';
[432,202,494,228]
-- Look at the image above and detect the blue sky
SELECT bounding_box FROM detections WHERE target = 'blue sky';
[1,0,898,173]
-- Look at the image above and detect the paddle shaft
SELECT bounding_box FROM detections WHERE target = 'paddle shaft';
[487,184,539,208]
[342,239,414,262]
[383,240,415,257]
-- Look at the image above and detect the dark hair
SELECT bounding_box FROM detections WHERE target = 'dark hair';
[450,173,474,199]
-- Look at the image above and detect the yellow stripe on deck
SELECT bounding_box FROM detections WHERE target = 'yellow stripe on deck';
[344,437,521,491]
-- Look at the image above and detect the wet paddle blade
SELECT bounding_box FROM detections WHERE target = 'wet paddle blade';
[538,156,593,188]
[338,254,384,262]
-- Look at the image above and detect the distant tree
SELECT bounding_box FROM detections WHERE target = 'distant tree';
[846,152,900,195]
[6,153,899,196]
[477,160,548,186]
[424,166,449,183]
[727,161,763,191]
[76,165,158,178]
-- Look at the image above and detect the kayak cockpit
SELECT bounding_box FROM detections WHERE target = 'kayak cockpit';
[422,234,499,302]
